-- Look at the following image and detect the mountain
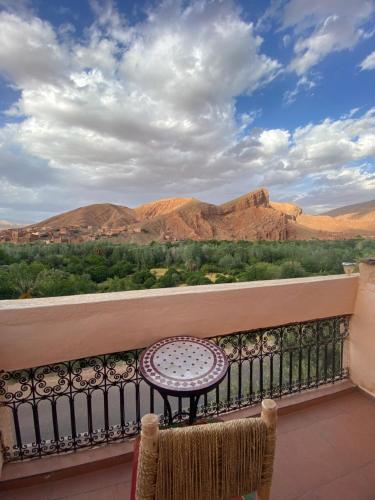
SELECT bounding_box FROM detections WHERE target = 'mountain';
[39,203,138,229]
[135,198,195,220]
[287,199,375,240]
[323,199,375,217]
[139,190,287,241]
[1,190,375,244]
[270,202,302,219]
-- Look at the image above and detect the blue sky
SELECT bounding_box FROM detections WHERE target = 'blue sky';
[0,0,374,223]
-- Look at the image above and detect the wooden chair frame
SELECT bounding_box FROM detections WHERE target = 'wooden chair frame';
[135,399,277,500]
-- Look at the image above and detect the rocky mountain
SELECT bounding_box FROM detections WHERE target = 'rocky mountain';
[1,189,375,244]
[323,199,375,217]
[139,192,288,241]
[135,198,195,220]
[39,203,137,229]
[288,199,375,239]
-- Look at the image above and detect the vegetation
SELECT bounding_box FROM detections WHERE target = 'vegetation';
[0,238,372,300]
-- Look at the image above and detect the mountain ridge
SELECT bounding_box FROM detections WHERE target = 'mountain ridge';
[323,199,375,217]
[1,189,375,244]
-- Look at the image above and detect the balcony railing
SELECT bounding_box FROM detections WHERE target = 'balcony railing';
[0,315,349,462]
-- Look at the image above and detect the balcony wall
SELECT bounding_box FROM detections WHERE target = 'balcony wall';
[0,275,358,372]
[350,259,375,396]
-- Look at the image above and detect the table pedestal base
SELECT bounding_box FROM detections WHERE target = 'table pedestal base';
[160,392,203,426]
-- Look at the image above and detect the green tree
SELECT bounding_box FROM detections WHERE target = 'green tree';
[34,270,96,297]
[0,248,12,265]
[239,262,281,281]
[218,255,236,272]
[8,262,46,298]
[0,269,15,299]
[155,268,182,288]
[132,270,155,285]
[110,261,134,278]
[185,272,212,286]
[280,261,306,278]
[98,277,129,293]
[215,274,235,284]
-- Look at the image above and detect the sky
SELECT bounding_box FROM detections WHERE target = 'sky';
[0,0,374,223]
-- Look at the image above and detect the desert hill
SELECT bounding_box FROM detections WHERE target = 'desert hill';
[270,202,302,219]
[288,198,375,239]
[39,203,138,229]
[135,198,195,220]
[323,199,375,217]
[138,191,287,241]
[1,189,375,244]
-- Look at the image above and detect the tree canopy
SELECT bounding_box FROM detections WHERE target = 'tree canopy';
[0,238,371,300]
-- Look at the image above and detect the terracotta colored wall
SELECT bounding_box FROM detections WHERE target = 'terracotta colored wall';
[349,260,375,396]
[0,275,358,372]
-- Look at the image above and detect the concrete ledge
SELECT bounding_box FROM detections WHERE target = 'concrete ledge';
[0,275,358,371]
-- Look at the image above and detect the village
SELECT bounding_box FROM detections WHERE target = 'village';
[0,225,141,244]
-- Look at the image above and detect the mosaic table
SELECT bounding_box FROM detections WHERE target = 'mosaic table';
[140,336,229,424]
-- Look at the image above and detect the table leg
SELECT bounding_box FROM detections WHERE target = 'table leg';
[189,394,201,425]
[160,392,173,425]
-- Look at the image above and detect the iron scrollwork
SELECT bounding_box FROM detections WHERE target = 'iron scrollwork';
[0,315,349,462]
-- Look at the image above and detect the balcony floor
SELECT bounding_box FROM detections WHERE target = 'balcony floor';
[1,388,375,500]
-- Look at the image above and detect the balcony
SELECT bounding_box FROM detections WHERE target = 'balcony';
[0,259,374,499]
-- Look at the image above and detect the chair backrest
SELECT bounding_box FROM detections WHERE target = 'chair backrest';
[134,399,277,500]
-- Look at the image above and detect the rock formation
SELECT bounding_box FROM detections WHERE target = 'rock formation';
[1,189,375,244]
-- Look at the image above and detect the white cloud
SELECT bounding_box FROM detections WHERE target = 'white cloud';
[283,75,316,105]
[278,0,375,75]
[0,11,68,87]
[0,0,374,220]
[0,1,281,212]
[295,164,375,213]
[228,107,375,210]
[360,50,375,70]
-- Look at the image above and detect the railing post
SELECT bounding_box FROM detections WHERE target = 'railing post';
[349,258,375,396]
[258,399,277,500]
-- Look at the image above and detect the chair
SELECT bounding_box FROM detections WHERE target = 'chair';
[131,399,277,500]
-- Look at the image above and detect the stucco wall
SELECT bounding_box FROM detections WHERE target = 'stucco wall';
[0,275,358,372]
[349,261,375,396]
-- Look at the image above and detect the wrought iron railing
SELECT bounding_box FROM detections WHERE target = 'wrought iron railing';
[0,315,349,462]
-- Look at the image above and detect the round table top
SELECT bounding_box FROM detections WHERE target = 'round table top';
[140,336,228,394]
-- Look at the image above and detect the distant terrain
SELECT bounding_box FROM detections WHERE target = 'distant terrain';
[1,188,375,244]
[0,220,24,230]
[0,239,372,300]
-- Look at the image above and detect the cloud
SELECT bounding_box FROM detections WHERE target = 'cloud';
[0,0,33,17]
[0,1,281,212]
[0,12,71,88]
[228,107,375,210]
[294,164,375,213]
[360,50,375,70]
[283,75,316,105]
[0,0,374,220]
[274,0,375,75]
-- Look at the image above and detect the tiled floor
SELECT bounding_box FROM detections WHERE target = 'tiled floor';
[1,389,375,500]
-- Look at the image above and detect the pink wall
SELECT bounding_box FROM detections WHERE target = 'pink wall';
[349,261,375,396]
[0,275,358,371]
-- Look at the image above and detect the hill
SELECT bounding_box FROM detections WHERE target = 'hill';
[39,203,138,229]
[1,189,375,244]
[323,199,375,217]
[135,198,195,220]
[286,198,375,240]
